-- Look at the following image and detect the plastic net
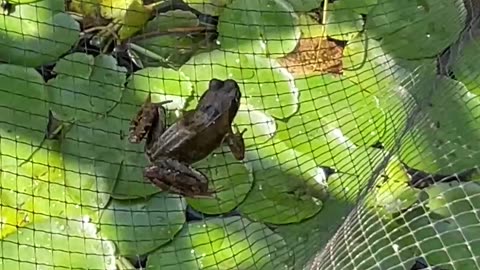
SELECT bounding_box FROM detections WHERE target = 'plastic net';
[1,0,479,269]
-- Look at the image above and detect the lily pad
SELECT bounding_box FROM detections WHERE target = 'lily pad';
[61,118,124,209]
[0,0,80,67]
[285,0,321,12]
[47,53,127,122]
[342,33,436,94]
[399,76,480,175]
[335,0,377,14]
[108,68,194,199]
[363,156,419,215]
[180,50,299,119]
[1,140,100,237]
[131,10,210,68]
[367,0,466,59]
[186,148,253,215]
[298,14,325,38]
[217,0,300,58]
[117,0,151,40]
[0,64,47,235]
[275,198,352,269]
[103,110,160,200]
[0,217,116,269]
[99,193,186,256]
[326,147,388,203]
[233,103,277,147]
[294,74,385,147]
[147,216,293,269]
[371,84,418,151]
[238,139,325,224]
[325,1,364,41]
[451,38,480,95]
[426,182,480,227]
[400,201,480,269]
[0,64,48,153]
[326,211,417,269]
[183,0,232,16]
[126,66,193,109]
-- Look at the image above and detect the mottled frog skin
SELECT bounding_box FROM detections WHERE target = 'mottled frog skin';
[129,78,246,198]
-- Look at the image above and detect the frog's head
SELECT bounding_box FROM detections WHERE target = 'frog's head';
[208,78,241,105]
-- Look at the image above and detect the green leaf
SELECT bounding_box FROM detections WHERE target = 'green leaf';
[298,14,325,38]
[399,77,480,175]
[367,0,466,59]
[238,138,325,224]
[0,64,47,153]
[0,1,80,67]
[364,156,419,215]
[147,216,293,269]
[0,217,117,269]
[233,104,277,147]
[325,1,363,41]
[108,67,193,200]
[293,74,385,147]
[183,0,233,16]
[275,198,352,269]
[451,38,480,95]
[1,140,100,236]
[218,0,300,57]
[6,0,43,4]
[0,65,48,236]
[132,10,212,68]
[332,212,417,269]
[342,33,436,94]
[100,0,132,19]
[125,66,193,109]
[180,50,299,119]
[326,147,388,203]
[186,148,253,215]
[402,203,480,269]
[0,65,101,234]
[99,193,186,256]
[285,0,320,12]
[117,0,151,40]
[426,182,480,227]
[334,0,377,14]
[47,53,127,122]
[61,118,124,209]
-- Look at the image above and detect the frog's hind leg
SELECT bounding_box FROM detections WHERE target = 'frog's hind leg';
[128,94,159,143]
[144,158,216,198]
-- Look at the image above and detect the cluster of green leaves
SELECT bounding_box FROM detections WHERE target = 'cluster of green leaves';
[1,0,479,269]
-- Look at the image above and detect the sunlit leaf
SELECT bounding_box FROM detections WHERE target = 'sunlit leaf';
[0,0,80,67]
[0,217,116,269]
[99,193,186,256]
[47,53,127,122]
[186,148,253,215]
[180,50,299,119]
[218,0,300,57]
[147,216,293,269]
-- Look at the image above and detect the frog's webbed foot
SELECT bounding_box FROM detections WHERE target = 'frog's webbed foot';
[224,124,247,160]
[144,158,216,198]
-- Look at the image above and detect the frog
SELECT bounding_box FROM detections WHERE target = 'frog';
[129,78,246,198]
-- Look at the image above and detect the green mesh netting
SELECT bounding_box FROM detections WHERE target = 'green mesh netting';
[0,0,479,269]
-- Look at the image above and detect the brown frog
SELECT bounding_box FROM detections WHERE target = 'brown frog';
[129,78,246,198]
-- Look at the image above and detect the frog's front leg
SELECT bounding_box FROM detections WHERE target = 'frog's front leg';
[144,157,217,198]
[224,125,247,161]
